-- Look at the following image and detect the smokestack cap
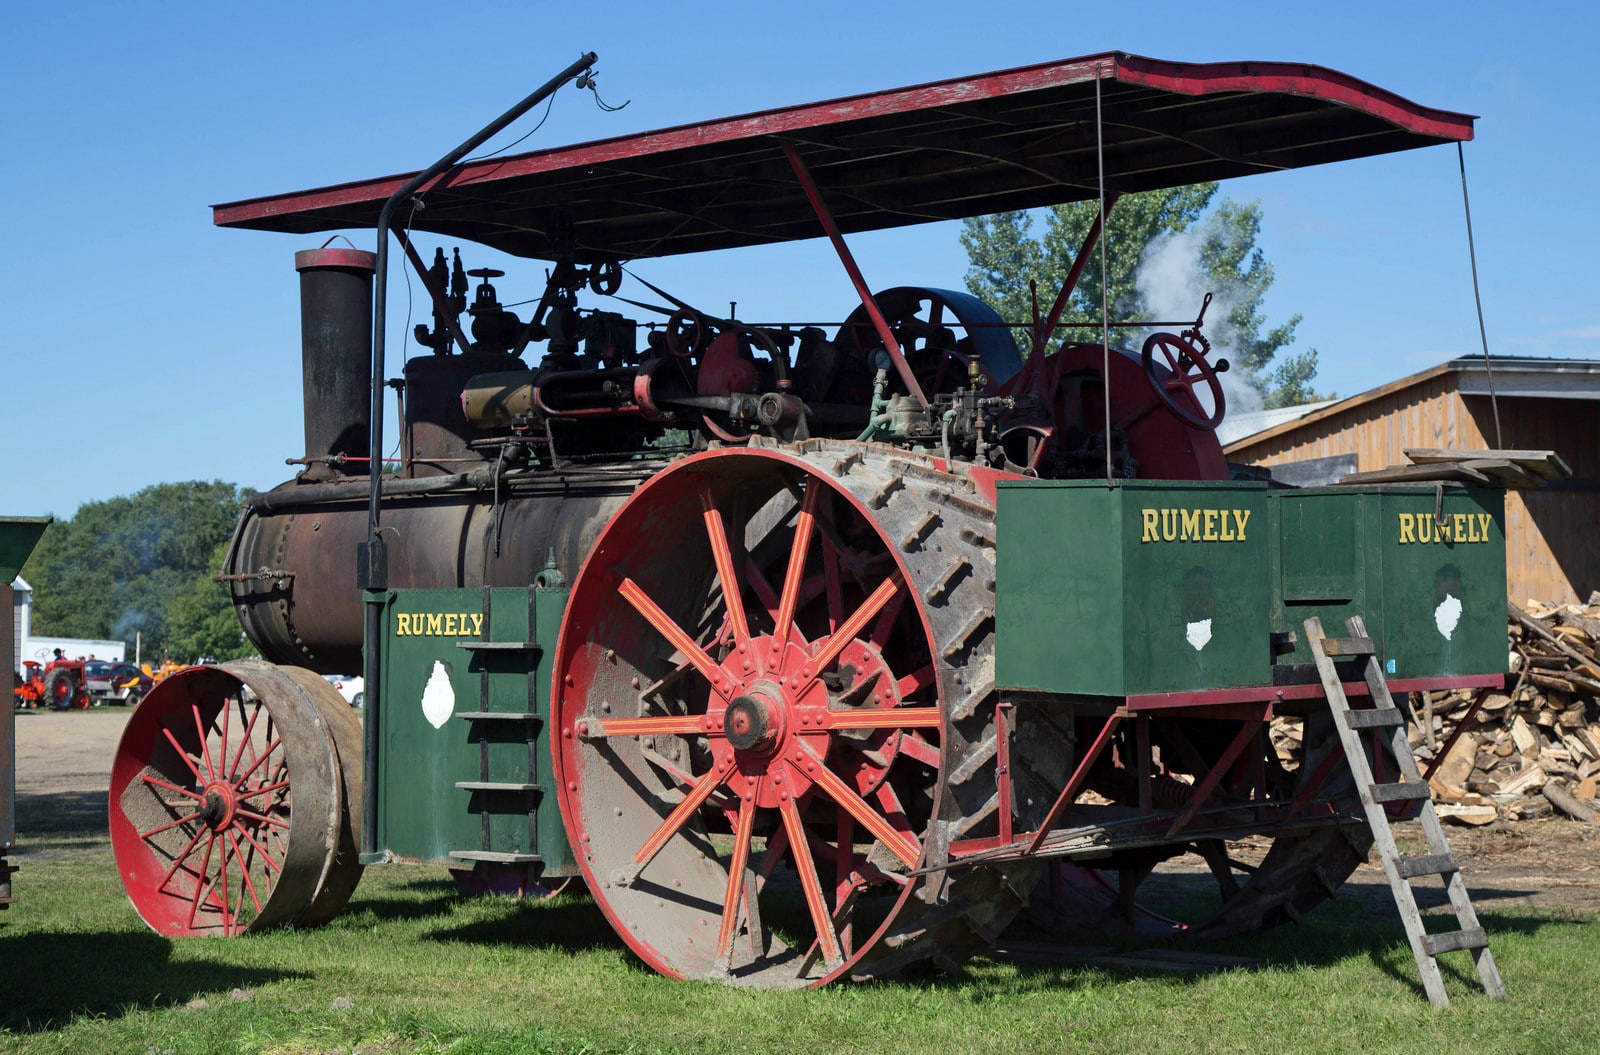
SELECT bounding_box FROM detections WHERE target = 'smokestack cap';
[295,247,376,273]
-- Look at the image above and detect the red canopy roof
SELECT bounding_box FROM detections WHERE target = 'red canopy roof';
[214,52,1474,263]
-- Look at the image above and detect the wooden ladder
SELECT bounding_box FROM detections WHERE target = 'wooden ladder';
[1303,615,1505,1008]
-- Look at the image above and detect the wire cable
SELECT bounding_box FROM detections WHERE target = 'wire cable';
[1457,142,1502,449]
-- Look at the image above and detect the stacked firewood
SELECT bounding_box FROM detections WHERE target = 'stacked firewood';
[1407,598,1600,826]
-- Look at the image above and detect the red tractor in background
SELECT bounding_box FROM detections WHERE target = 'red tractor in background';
[13,656,91,710]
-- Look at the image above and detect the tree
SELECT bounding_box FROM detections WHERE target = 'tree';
[960,185,1323,408]
[21,481,255,662]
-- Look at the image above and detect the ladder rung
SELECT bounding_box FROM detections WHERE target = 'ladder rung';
[1370,781,1431,803]
[1396,852,1459,879]
[1320,635,1375,656]
[1345,707,1404,729]
[457,711,543,722]
[455,781,540,792]
[447,850,542,864]
[1422,926,1488,956]
[457,641,542,653]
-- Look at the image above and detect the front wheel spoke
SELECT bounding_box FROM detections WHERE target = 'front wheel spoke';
[792,751,919,868]
[159,728,204,782]
[819,706,940,731]
[236,807,290,830]
[235,825,283,875]
[156,827,209,892]
[234,737,283,785]
[632,765,727,870]
[715,791,760,959]
[777,793,841,969]
[139,810,203,841]
[619,577,728,695]
[225,830,265,913]
[141,773,204,801]
[191,704,219,780]
[895,664,936,699]
[185,834,219,930]
[229,698,267,778]
[238,779,291,800]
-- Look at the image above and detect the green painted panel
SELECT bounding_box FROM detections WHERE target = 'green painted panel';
[1268,486,1506,680]
[0,517,50,582]
[997,480,1270,695]
[1378,488,1506,679]
[370,586,570,871]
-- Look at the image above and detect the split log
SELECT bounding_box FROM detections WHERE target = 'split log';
[1542,781,1600,823]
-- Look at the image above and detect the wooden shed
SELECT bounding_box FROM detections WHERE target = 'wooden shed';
[1224,356,1600,605]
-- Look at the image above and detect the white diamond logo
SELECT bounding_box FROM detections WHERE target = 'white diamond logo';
[1434,594,1462,641]
[1186,618,1212,652]
[421,660,455,729]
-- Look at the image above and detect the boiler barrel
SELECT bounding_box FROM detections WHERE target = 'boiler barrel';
[227,473,647,672]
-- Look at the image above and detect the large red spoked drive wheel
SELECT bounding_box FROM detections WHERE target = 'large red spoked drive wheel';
[109,662,363,936]
[554,441,1031,986]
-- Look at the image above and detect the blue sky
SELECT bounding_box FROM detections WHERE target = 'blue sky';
[5,0,1595,519]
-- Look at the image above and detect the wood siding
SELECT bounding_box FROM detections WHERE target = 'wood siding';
[1230,383,1600,605]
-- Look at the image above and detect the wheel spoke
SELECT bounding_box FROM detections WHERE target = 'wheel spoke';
[631,762,729,871]
[155,826,209,892]
[791,573,903,690]
[822,537,844,634]
[619,577,730,697]
[159,727,204,782]
[235,825,284,875]
[229,696,265,779]
[773,481,821,651]
[777,793,841,969]
[238,779,291,799]
[234,737,283,785]
[185,833,218,931]
[138,810,203,841]
[192,703,218,780]
[585,714,712,739]
[715,789,759,959]
[141,773,204,801]
[699,484,750,649]
[225,830,265,913]
[791,748,920,868]
[895,731,941,769]
[895,664,936,698]
[818,706,940,731]
[237,807,290,830]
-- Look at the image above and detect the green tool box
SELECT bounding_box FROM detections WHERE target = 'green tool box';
[368,585,574,877]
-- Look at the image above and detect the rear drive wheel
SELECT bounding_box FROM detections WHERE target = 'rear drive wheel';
[553,442,1033,986]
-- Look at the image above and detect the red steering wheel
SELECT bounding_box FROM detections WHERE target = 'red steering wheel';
[1140,330,1225,430]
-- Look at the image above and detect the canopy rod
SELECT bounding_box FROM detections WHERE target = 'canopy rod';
[781,141,931,409]
[1457,142,1502,449]
[1096,65,1115,487]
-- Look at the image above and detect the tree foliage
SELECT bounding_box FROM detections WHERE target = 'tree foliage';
[21,481,256,663]
[960,185,1324,408]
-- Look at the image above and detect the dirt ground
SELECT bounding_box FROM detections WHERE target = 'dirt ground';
[8,708,1600,916]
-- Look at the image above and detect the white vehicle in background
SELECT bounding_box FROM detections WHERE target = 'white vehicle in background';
[322,674,364,708]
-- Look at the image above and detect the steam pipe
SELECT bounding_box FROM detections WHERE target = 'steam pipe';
[362,51,598,859]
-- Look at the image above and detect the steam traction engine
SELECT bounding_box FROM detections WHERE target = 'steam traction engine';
[109,54,1507,987]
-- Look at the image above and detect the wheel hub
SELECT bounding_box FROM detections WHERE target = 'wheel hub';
[200,781,239,830]
[724,693,781,753]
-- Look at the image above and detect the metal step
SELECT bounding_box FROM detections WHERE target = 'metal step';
[455,781,540,792]
[448,850,542,864]
[457,711,543,722]
[457,641,542,653]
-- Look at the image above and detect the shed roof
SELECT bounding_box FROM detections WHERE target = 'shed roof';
[1223,357,1600,454]
[213,52,1475,263]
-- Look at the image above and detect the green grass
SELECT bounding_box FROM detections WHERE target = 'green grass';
[3,814,1598,1055]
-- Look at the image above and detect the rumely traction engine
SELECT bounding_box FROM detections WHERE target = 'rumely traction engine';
[110,53,1506,987]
